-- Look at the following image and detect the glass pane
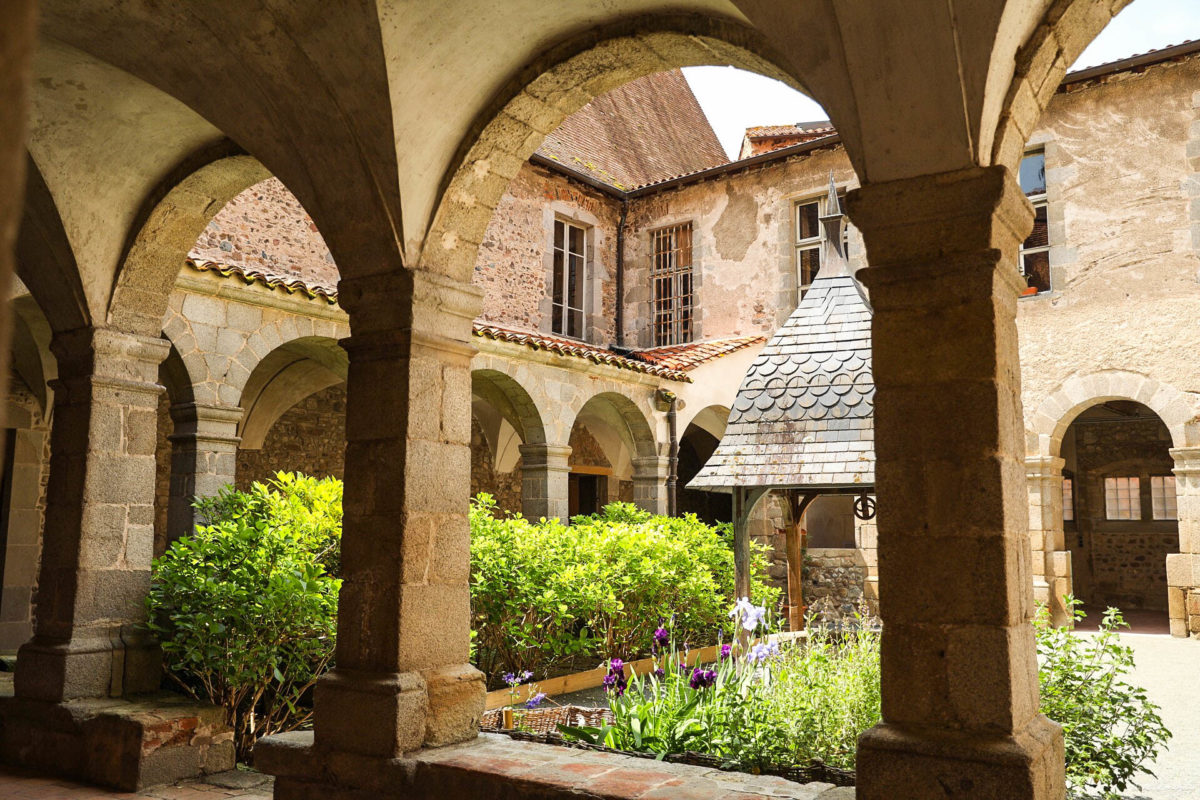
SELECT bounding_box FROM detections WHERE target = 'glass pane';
[552,250,564,305]
[1152,476,1177,520]
[567,254,581,308]
[568,308,583,339]
[1023,250,1050,293]
[796,201,820,241]
[678,224,693,266]
[1105,477,1140,520]
[799,247,821,286]
[1019,153,1045,196]
[1062,477,1074,521]
[1024,205,1048,250]
[554,220,564,249]
[551,303,564,334]
[569,224,584,256]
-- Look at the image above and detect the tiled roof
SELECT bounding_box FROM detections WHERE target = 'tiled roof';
[690,187,874,491]
[634,336,765,371]
[536,69,727,190]
[473,325,691,381]
[186,258,338,303]
[744,122,836,140]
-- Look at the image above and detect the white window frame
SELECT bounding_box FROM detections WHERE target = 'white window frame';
[1019,151,1050,294]
[1104,476,1141,521]
[551,218,587,340]
[1151,475,1178,520]
[793,193,847,301]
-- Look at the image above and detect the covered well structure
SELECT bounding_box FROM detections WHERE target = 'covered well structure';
[689,178,876,628]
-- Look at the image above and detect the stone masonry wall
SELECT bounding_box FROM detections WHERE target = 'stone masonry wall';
[804,548,870,626]
[470,418,522,515]
[236,384,347,488]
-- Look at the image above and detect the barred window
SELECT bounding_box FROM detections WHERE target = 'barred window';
[1104,476,1140,521]
[552,219,586,339]
[1151,475,1177,520]
[652,222,694,346]
[1019,152,1050,294]
[1062,477,1074,522]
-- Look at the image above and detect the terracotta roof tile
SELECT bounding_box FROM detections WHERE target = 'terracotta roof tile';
[633,336,765,371]
[536,69,727,190]
[186,258,338,303]
[473,324,691,381]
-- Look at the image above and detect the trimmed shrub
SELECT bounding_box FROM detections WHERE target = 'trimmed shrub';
[146,473,342,761]
[470,495,780,686]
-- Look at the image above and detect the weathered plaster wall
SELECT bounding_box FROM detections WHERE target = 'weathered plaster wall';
[474,163,620,342]
[623,148,865,347]
[1018,57,1200,428]
[236,384,346,488]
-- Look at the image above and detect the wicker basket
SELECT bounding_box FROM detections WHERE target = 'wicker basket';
[479,704,856,788]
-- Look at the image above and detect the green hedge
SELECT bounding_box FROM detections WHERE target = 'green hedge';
[470,495,780,687]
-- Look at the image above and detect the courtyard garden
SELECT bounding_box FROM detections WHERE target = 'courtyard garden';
[146,473,1173,799]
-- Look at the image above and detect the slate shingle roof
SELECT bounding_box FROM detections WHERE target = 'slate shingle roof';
[689,249,875,490]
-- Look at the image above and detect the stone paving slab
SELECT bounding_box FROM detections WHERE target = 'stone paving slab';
[0,766,272,800]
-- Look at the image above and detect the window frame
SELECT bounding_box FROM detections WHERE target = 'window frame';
[1062,476,1075,522]
[792,192,847,301]
[551,217,588,340]
[1103,475,1141,521]
[1150,474,1178,521]
[1019,150,1050,295]
[650,221,695,347]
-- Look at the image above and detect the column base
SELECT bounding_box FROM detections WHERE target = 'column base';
[1166,553,1200,637]
[0,692,233,791]
[15,632,162,701]
[856,715,1065,800]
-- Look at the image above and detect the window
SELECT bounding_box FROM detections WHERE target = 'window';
[1151,475,1177,520]
[1104,476,1140,520]
[552,219,586,338]
[794,194,847,300]
[651,222,694,346]
[1062,477,1074,522]
[1019,152,1050,294]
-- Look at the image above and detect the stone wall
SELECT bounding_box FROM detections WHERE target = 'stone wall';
[803,548,870,625]
[236,384,347,488]
[153,392,172,556]
[470,418,522,515]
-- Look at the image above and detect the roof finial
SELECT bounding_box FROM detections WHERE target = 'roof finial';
[818,171,848,275]
[825,170,841,217]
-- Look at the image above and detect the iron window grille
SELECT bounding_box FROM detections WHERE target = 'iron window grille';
[552,219,587,339]
[1019,151,1050,294]
[652,222,694,346]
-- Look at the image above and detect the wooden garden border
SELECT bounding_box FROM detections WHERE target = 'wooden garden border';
[485,630,806,710]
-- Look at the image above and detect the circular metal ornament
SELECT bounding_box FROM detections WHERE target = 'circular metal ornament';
[853,494,877,521]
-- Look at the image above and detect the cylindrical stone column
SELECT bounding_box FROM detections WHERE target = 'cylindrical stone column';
[310,269,485,759]
[1168,446,1200,637]
[632,455,669,515]
[1027,455,1071,626]
[166,403,244,547]
[848,166,1065,799]
[16,327,170,701]
[518,443,571,521]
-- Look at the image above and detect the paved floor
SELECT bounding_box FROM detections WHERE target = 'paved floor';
[0,767,273,800]
[1115,633,1200,800]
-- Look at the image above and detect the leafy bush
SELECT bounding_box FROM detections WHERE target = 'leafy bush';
[470,495,779,686]
[146,473,342,760]
[1034,598,1172,798]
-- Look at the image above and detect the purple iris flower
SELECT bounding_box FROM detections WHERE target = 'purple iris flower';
[653,627,669,647]
[689,667,717,690]
[604,658,628,697]
[502,672,517,686]
[524,692,547,709]
[653,667,665,679]
[609,658,624,674]
[720,644,733,660]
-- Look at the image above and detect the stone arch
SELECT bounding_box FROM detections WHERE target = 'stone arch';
[992,1,1133,170]
[421,15,818,281]
[108,149,271,337]
[1028,370,1197,458]
[237,336,348,451]
[570,390,658,463]
[16,154,90,334]
[472,369,546,447]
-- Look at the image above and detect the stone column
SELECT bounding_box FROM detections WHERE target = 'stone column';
[15,328,170,701]
[1168,446,1200,637]
[1027,455,1072,626]
[166,403,244,544]
[848,166,1065,799]
[518,443,571,521]
[309,269,485,761]
[632,455,669,515]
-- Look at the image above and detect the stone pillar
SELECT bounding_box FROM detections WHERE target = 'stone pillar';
[519,443,571,521]
[632,455,669,515]
[1168,446,1200,637]
[15,328,170,701]
[1027,455,1072,626]
[166,403,244,544]
[306,269,485,764]
[849,166,1065,799]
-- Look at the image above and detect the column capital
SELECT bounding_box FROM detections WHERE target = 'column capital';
[49,327,170,396]
[168,402,244,445]
[1025,454,1066,477]
[518,442,572,469]
[337,268,483,339]
[632,455,669,479]
[1171,446,1200,472]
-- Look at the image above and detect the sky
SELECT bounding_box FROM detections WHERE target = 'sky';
[683,0,1200,160]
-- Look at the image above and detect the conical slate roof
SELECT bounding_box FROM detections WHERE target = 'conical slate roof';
[689,179,875,490]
